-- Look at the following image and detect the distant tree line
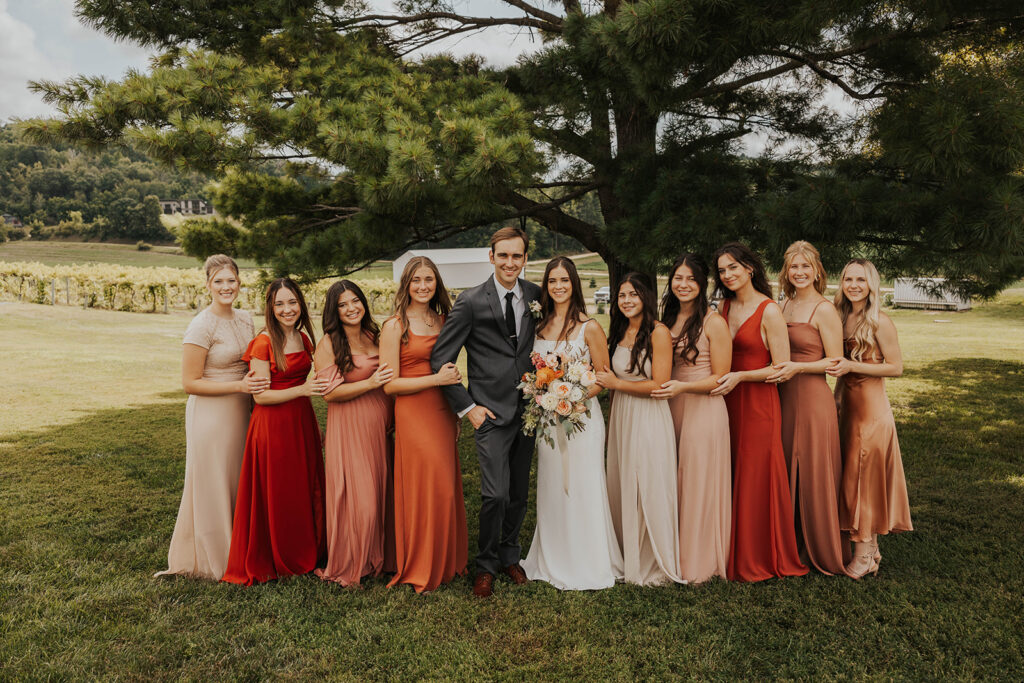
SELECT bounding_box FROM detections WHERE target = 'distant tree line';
[0,125,209,243]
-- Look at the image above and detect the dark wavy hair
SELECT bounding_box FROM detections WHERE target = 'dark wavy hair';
[322,280,379,375]
[261,277,315,372]
[713,242,773,299]
[538,256,588,342]
[660,253,709,364]
[608,273,658,377]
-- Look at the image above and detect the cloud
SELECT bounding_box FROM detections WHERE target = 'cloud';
[0,0,66,120]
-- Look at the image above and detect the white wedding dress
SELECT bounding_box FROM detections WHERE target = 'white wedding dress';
[522,320,624,590]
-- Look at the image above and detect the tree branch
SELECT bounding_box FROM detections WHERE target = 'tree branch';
[335,11,560,34]
[498,0,564,26]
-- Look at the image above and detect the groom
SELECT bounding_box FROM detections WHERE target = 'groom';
[431,226,541,598]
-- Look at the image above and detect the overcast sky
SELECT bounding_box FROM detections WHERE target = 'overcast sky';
[0,0,541,122]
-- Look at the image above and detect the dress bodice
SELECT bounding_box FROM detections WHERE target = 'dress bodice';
[612,345,651,382]
[400,332,438,378]
[723,299,772,371]
[787,324,826,363]
[243,332,314,390]
[842,339,885,388]
[532,320,591,364]
[671,317,714,382]
[183,308,254,382]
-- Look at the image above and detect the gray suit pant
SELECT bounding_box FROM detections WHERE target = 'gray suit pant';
[473,418,535,575]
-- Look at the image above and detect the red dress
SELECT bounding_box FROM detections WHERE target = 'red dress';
[222,333,326,585]
[721,299,808,582]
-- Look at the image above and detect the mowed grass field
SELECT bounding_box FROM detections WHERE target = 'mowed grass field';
[1,283,1023,677]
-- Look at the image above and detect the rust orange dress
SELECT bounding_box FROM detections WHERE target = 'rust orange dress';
[838,340,913,543]
[222,333,326,585]
[387,331,468,592]
[778,307,850,575]
[721,299,808,582]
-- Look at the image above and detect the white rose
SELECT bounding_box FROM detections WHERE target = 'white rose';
[579,370,597,387]
[543,353,559,368]
[539,392,559,411]
[568,386,585,403]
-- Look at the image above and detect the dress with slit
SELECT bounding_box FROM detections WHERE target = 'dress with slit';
[721,299,808,582]
[778,308,850,575]
[606,345,682,585]
[221,333,326,585]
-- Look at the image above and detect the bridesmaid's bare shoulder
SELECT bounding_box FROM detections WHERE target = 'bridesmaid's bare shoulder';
[703,311,729,337]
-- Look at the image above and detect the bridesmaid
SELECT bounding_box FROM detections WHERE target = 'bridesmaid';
[767,241,849,576]
[652,254,732,584]
[381,257,467,593]
[222,278,328,585]
[597,273,682,586]
[313,280,395,588]
[827,259,912,578]
[711,242,807,582]
[156,254,268,580]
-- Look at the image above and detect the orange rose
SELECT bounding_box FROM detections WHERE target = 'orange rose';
[536,367,556,386]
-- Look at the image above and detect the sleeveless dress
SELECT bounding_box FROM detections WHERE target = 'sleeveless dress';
[315,353,395,587]
[838,340,913,542]
[606,345,682,585]
[721,299,807,582]
[221,333,326,585]
[522,321,624,590]
[668,320,731,584]
[387,331,468,592]
[157,308,254,580]
[778,303,849,575]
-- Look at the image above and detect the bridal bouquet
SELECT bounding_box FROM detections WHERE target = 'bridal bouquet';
[518,350,597,448]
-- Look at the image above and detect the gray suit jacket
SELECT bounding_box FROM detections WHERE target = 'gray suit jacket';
[430,277,542,427]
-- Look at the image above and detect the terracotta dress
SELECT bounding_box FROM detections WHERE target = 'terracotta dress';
[315,354,394,587]
[778,306,849,575]
[721,299,808,582]
[837,340,913,542]
[156,308,254,580]
[221,333,326,585]
[606,346,682,585]
[387,331,468,592]
[668,322,731,584]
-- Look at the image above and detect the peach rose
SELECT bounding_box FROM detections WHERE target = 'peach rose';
[555,399,572,416]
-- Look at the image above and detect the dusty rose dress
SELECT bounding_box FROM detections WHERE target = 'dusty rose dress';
[156,308,253,580]
[778,308,850,575]
[668,323,731,584]
[315,354,395,587]
[838,340,913,542]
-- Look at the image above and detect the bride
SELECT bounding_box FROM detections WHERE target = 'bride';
[521,257,623,590]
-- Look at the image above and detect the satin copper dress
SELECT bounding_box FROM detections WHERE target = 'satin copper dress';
[837,340,913,543]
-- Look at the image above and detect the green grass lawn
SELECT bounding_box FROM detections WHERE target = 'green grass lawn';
[1,291,1023,678]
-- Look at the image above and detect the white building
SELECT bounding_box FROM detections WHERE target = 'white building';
[159,198,216,216]
[392,248,493,289]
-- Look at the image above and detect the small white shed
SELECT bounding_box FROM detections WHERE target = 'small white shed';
[392,248,493,289]
[893,277,972,311]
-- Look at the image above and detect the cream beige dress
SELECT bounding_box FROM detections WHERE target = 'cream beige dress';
[606,345,682,585]
[156,308,254,579]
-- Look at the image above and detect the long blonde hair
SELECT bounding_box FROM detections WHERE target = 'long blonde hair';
[834,259,881,361]
[779,241,828,299]
[391,256,452,343]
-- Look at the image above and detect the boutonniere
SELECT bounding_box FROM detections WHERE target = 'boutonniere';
[529,300,542,320]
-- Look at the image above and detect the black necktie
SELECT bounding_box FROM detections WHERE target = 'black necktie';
[504,291,517,345]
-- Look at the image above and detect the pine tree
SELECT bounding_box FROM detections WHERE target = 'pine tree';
[21,0,1024,294]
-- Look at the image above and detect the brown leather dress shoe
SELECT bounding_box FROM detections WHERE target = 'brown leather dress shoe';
[472,572,495,598]
[503,563,529,585]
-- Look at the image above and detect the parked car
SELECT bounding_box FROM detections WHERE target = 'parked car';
[593,286,610,304]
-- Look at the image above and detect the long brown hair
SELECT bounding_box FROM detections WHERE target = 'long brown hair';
[660,253,709,364]
[834,259,882,362]
[713,242,773,299]
[538,256,589,343]
[322,280,379,375]
[391,256,452,343]
[261,278,316,371]
[608,273,658,377]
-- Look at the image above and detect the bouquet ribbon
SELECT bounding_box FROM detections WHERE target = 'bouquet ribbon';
[556,422,571,496]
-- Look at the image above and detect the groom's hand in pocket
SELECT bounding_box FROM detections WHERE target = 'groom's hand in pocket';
[467,405,497,429]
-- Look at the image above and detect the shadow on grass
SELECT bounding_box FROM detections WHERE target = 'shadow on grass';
[0,363,1022,678]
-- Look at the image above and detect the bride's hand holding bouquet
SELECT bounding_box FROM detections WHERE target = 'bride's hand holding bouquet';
[518,350,598,448]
